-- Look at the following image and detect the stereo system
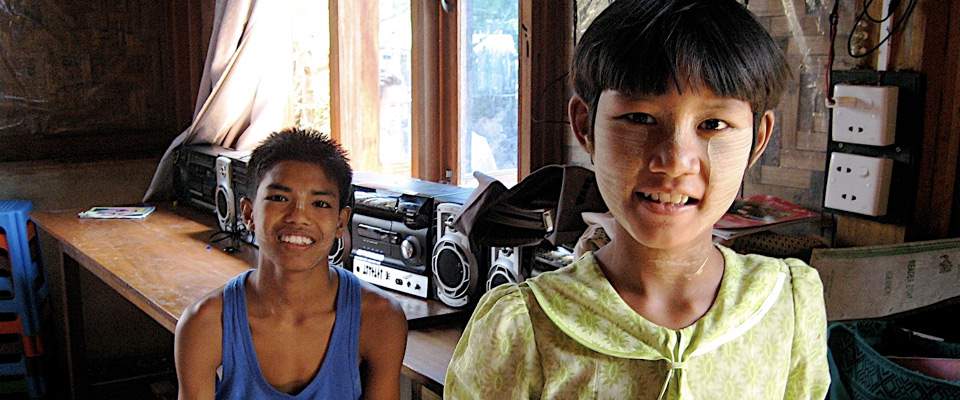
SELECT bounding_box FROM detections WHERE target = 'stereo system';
[177,150,579,306]
[346,174,472,300]
[344,174,575,307]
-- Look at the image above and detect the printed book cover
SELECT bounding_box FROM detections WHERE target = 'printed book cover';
[78,206,156,220]
[713,195,817,240]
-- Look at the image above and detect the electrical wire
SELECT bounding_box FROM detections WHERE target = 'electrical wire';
[847,0,919,58]
[825,0,841,107]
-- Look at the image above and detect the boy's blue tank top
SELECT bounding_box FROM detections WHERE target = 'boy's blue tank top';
[216,267,362,399]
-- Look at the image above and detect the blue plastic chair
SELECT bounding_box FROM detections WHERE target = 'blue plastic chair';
[0,200,47,337]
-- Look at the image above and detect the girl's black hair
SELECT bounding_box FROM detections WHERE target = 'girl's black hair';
[573,0,790,134]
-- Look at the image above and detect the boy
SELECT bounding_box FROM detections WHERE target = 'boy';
[445,0,829,399]
[175,128,408,399]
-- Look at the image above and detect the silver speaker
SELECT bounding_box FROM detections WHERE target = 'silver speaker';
[431,203,486,308]
[215,156,236,232]
[487,246,522,291]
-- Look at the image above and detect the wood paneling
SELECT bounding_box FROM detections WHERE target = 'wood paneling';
[330,0,383,173]
[411,1,443,182]
[439,3,460,183]
[911,0,960,240]
[519,0,571,178]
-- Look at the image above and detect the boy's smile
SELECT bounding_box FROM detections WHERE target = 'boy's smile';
[572,82,772,250]
[242,160,350,272]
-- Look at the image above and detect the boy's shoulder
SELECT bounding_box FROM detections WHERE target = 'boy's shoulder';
[357,280,406,320]
[180,285,226,328]
[355,279,408,364]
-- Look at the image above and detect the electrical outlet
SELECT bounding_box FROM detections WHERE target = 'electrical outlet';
[824,152,894,216]
[831,84,899,146]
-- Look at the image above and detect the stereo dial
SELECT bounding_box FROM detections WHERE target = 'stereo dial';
[401,236,419,260]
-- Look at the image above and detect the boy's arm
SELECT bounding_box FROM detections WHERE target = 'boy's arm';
[783,259,831,400]
[175,293,223,400]
[359,288,408,400]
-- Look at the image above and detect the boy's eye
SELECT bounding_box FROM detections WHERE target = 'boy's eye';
[265,194,287,202]
[313,200,331,208]
[699,119,729,131]
[619,113,656,124]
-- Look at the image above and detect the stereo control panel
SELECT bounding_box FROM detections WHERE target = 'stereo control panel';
[353,250,429,298]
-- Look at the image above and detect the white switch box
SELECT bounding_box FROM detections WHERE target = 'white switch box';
[824,152,894,216]
[831,84,899,146]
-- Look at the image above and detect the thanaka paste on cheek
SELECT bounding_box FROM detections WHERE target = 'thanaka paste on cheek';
[705,128,752,225]
[592,119,651,240]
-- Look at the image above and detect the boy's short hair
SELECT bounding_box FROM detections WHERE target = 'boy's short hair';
[573,0,789,127]
[248,127,353,209]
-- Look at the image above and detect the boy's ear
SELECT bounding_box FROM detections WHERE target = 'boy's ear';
[337,206,352,237]
[240,196,254,231]
[568,95,594,156]
[748,110,776,168]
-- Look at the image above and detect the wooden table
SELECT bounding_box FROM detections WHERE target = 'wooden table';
[32,205,463,398]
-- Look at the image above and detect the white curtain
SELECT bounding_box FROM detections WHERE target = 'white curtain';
[144,0,294,201]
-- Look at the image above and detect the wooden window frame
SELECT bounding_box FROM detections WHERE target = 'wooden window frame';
[329,0,569,185]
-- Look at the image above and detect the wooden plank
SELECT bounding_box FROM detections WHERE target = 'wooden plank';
[411,1,442,182]
[402,325,463,394]
[911,0,960,239]
[519,0,570,178]
[62,253,88,400]
[836,214,906,247]
[439,3,459,183]
[331,0,382,172]
[33,207,253,333]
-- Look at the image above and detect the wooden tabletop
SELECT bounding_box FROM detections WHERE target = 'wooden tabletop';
[32,204,463,388]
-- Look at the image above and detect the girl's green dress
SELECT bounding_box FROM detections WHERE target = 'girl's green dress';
[445,245,830,399]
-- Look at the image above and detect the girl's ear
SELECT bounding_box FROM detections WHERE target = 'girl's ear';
[748,110,776,168]
[569,95,594,156]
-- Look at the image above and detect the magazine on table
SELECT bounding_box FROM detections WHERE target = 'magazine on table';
[713,195,817,240]
[78,206,156,220]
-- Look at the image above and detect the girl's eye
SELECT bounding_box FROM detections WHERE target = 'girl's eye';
[265,194,287,202]
[620,113,657,124]
[699,119,729,131]
[314,200,331,208]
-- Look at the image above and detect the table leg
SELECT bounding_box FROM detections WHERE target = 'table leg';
[61,253,88,399]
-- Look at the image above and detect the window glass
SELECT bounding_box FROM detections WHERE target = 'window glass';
[377,0,413,177]
[458,0,519,187]
[291,0,331,133]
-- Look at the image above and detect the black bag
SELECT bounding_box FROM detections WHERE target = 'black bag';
[828,320,960,400]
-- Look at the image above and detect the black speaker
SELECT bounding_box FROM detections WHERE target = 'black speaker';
[431,202,487,308]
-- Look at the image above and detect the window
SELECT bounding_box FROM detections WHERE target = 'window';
[458,1,520,187]
[296,1,563,185]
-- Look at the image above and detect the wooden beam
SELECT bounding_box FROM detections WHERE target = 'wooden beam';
[910,0,960,239]
[518,0,571,179]
[411,1,442,182]
[331,0,382,172]
[439,3,459,184]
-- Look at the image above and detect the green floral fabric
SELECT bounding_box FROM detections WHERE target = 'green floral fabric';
[444,246,830,399]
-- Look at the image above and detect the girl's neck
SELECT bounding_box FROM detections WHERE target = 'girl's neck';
[594,223,724,329]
